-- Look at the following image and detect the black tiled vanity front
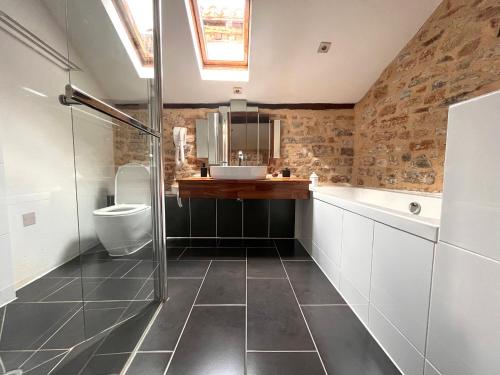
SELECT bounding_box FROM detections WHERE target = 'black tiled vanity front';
[164,196,296,238]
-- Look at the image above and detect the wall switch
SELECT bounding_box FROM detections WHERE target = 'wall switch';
[22,212,36,227]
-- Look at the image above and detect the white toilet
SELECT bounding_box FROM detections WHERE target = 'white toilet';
[93,163,152,257]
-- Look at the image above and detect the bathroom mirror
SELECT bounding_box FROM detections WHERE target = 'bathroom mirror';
[195,101,280,166]
[229,111,271,166]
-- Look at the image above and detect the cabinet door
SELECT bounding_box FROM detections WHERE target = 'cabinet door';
[312,199,343,267]
[339,211,374,323]
[370,223,434,353]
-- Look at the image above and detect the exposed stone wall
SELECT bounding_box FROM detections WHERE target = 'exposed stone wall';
[353,0,500,192]
[114,108,355,187]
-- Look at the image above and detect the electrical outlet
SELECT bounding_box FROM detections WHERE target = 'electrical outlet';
[22,212,36,227]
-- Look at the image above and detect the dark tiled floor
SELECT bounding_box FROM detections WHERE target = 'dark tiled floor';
[0,243,157,375]
[128,238,401,375]
[1,238,400,374]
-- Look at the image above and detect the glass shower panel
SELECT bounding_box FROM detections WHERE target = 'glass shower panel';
[70,104,158,331]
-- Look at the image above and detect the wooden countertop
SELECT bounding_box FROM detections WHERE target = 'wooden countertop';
[177,177,311,199]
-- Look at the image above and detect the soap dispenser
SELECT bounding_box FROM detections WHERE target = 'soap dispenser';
[200,162,208,177]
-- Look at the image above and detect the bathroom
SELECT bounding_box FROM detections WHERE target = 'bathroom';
[0,0,499,374]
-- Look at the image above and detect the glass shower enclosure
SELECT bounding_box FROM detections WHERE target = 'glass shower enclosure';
[0,0,165,373]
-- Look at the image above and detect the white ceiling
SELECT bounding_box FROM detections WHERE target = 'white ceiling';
[43,0,441,104]
[163,0,441,104]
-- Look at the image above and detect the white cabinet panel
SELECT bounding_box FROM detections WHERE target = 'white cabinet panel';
[311,242,340,287]
[312,199,343,266]
[371,223,434,353]
[369,304,424,375]
[440,91,500,261]
[340,211,374,298]
[426,242,500,375]
[339,274,368,324]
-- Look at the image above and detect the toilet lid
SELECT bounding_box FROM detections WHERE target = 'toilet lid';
[115,163,151,205]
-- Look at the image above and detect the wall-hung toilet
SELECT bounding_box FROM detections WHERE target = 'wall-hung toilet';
[93,163,152,256]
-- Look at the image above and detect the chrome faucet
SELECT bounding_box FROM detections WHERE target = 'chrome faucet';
[238,150,244,166]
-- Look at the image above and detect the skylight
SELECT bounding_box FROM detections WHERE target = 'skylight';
[187,0,250,81]
[103,0,154,78]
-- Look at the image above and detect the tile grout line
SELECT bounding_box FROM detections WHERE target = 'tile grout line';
[120,260,143,279]
[23,351,69,373]
[39,277,78,302]
[19,305,85,369]
[277,246,329,375]
[175,247,188,260]
[119,303,164,375]
[163,260,213,375]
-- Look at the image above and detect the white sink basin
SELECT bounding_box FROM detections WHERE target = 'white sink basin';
[210,166,268,180]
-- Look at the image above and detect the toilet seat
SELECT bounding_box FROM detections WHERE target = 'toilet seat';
[93,204,149,217]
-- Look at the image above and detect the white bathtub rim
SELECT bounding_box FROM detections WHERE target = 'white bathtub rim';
[311,189,439,242]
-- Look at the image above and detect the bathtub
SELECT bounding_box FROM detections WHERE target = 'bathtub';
[308,185,441,241]
[295,185,442,374]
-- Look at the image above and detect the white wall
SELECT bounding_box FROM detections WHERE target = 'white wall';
[425,91,500,375]
[0,0,115,288]
[0,140,15,307]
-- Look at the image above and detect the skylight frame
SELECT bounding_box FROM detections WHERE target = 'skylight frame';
[189,0,250,69]
[112,0,154,68]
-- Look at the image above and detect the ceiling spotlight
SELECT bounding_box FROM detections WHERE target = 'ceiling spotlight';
[233,87,243,95]
[317,42,332,53]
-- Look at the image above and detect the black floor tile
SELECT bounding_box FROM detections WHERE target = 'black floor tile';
[26,352,68,375]
[141,279,201,351]
[218,238,275,247]
[85,278,148,301]
[81,259,130,278]
[126,352,171,375]
[166,306,245,375]
[22,350,68,373]
[196,261,245,305]
[243,200,269,237]
[270,200,295,238]
[247,248,286,278]
[15,278,72,302]
[303,306,401,375]
[0,350,65,373]
[167,238,218,248]
[247,352,325,375]
[167,260,210,278]
[217,199,243,237]
[275,239,311,260]
[42,307,125,349]
[119,261,158,279]
[180,247,246,260]
[42,278,102,302]
[97,303,159,355]
[166,238,190,248]
[0,302,80,350]
[247,279,315,351]
[284,261,345,305]
[44,259,81,278]
[166,247,185,259]
[190,198,216,237]
[81,353,130,374]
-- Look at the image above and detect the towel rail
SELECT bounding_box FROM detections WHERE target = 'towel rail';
[60,84,161,138]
